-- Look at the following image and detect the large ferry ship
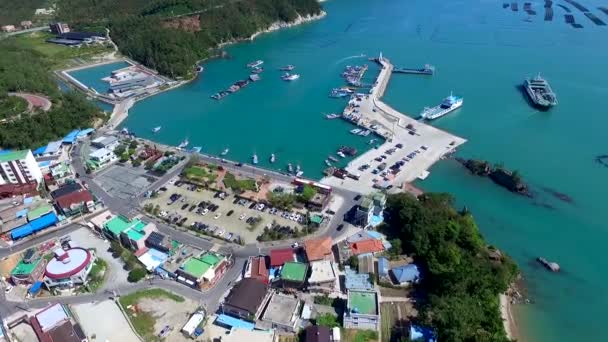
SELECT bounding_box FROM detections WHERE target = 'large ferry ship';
[523,74,558,108]
[419,93,463,120]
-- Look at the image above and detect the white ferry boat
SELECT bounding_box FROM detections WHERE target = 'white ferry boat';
[419,92,463,120]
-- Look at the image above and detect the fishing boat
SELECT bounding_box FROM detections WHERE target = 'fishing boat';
[296,164,301,174]
[296,171,304,177]
[419,92,463,120]
[211,91,229,100]
[252,153,258,164]
[368,138,377,145]
[249,74,261,82]
[350,128,362,134]
[341,146,358,156]
[328,156,339,162]
[280,65,295,71]
[221,148,229,156]
[247,60,264,68]
[152,126,161,133]
[337,151,346,158]
[191,146,202,153]
[270,154,276,163]
[359,130,371,136]
[287,163,294,173]
[325,113,340,119]
[252,67,264,74]
[325,160,332,166]
[227,84,240,93]
[281,73,300,81]
[178,138,189,149]
[329,88,351,98]
[536,257,560,272]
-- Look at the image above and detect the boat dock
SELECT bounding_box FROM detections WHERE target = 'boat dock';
[321,54,466,195]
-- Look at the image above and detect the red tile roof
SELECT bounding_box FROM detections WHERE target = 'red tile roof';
[250,256,268,284]
[270,248,294,267]
[133,247,149,257]
[55,190,93,209]
[304,237,333,261]
[349,239,385,255]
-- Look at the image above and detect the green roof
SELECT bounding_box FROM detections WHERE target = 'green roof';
[104,216,139,236]
[0,150,29,163]
[200,253,221,266]
[348,290,377,315]
[281,262,308,282]
[182,257,212,278]
[11,258,42,276]
[126,229,145,241]
[310,215,324,224]
[132,221,147,232]
[27,205,52,221]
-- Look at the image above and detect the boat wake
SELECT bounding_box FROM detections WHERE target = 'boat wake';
[335,54,366,65]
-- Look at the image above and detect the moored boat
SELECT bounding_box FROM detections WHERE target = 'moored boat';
[178,138,189,149]
[328,155,339,162]
[252,67,264,74]
[325,160,332,166]
[247,60,264,68]
[227,84,240,93]
[249,74,261,82]
[221,148,229,156]
[152,126,161,133]
[419,92,463,120]
[270,153,276,163]
[280,65,295,71]
[191,146,202,153]
[281,73,300,81]
[252,153,258,164]
[287,163,294,173]
[350,128,362,134]
[337,151,346,158]
[325,113,340,119]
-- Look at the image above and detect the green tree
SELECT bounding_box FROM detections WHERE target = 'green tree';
[315,313,339,328]
[127,268,147,283]
[298,184,316,203]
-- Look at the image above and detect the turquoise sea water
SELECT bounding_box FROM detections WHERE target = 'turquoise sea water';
[79,0,608,340]
[68,61,131,93]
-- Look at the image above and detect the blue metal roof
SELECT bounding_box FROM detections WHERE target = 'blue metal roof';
[377,257,389,277]
[33,146,47,155]
[77,128,95,137]
[344,267,373,290]
[29,281,43,294]
[10,225,33,240]
[215,314,255,330]
[410,325,436,342]
[15,209,28,218]
[63,129,80,143]
[391,264,420,284]
[11,212,58,240]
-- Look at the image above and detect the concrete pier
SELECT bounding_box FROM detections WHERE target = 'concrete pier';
[321,54,466,195]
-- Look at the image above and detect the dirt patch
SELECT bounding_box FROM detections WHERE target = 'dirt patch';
[137,297,199,341]
[163,15,201,32]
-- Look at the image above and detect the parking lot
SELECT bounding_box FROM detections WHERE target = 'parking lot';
[94,164,158,200]
[144,183,309,244]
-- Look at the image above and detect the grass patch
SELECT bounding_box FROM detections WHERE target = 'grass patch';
[184,165,217,183]
[223,172,257,192]
[119,289,185,341]
[87,258,108,292]
[343,329,379,342]
[10,31,113,67]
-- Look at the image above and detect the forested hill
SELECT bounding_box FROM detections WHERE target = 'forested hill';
[56,0,323,78]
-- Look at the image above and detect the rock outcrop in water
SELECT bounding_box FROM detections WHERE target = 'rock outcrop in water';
[457,158,530,196]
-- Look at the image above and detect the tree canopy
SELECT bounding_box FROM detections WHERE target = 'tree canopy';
[382,193,518,342]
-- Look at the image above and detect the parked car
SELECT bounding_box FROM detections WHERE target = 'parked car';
[354,194,362,201]
[201,209,209,216]
[227,210,234,216]
[337,224,344,231]
[214,213,222,220]
[326,209,336,215]
[239,213,246,220]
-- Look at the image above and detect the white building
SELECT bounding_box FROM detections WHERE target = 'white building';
[43,247,96,290]
[89,148,117,167]
[91,136,120,151]
[182,311,205,337]
[0,150,43,186]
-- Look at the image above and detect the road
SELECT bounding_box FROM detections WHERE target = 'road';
[0,26,48,40]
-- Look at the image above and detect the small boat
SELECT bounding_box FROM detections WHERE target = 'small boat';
[287,163,294,173]
[329,89,351,98]
[296,171,304,177]
[252,153,258,164]
[280,65,295,71]
[221,148,229,156]
[178,138,189,149]
[359,130,371,136]
[325,113,340,119]
[295,164,301,174]
[191,146,202,153]
[227,84,240,93]
[211,91,229,100]
[270,154,276,163]
[252,67,264,74]
[325,160,332,166]
[536,257,560,272]
[281,73,300,81]
[368,138,377,145]
[337,151,346,158]
[350,128,362,134]
[247,60,264,68]
[328,156,339,162]
[249,74,261,82]
[152,126,161,133]
[196,65,204,73]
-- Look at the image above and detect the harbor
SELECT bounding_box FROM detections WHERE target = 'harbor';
[321,54,466,194]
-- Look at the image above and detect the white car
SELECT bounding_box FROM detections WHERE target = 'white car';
[214,213,222,220]
[216,230,225,237]
[239,213,246,220]
[257,203,265,211]
[292,242,299,248]
[201,208,209,216]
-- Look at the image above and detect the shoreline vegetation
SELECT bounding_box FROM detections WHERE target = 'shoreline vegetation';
[456,158,530,196]
[382,193,519,341]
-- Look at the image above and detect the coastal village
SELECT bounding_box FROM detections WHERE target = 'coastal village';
[0,0,557,340]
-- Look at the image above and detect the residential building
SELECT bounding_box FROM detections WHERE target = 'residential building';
[10,212,59,240]
[0,150,43,195]
[343,289,379,331]
[390,264,421,285]
[49,162,72,182]
[0,202,28,234]
[89,148,117,168]
[176,252,228,288]
[136,247,168,271]
[88,210,115,233]
[50,182,82,199]
[222,278,270,321]
[244,256,269,284]
[349,239,385,257]
[102,216,157,250]
[304,237,333,262]
[344,266,373,291]
[270,248,295,268]
[55,190,95,216]
[261,292,302,332]
[280,262,308,290]
[307,260,338,293]
[30,304,87,342]
[91,135,120,150]
[144,231,173,253]
[11,250,47,284]
[349,193,386,227]
[43,247,96,290]
[49,22,70,34]
[357,254,375,274]
[305,326,331,342]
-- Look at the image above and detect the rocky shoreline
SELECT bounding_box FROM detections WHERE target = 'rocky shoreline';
[456,158,531,196]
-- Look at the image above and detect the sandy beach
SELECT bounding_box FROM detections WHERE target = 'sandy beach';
[500,294,519,341]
